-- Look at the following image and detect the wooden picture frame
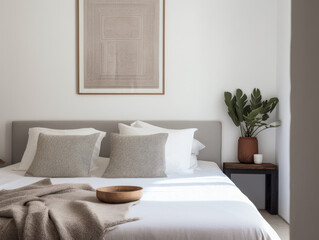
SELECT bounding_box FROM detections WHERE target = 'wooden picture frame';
[77,0,165,95]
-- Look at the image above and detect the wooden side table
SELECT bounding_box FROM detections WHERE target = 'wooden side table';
[0,159,5,166]
[223,162,278,215]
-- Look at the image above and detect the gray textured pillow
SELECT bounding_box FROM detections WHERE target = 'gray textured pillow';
[26,133,100,177]
[103,133,168,178]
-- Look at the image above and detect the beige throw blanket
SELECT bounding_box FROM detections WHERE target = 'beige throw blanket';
[0,179,138,240]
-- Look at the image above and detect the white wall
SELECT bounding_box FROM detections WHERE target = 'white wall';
[0,0,278,208]
[276,0,291,223]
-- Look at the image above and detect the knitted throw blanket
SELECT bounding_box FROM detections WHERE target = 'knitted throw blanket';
[0,179,138,240]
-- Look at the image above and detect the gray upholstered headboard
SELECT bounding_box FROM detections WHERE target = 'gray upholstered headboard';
[12,121,222,167]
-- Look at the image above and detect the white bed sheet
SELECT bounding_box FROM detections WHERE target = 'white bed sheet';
[0,161,280,240]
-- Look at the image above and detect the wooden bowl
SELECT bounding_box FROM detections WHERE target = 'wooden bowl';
[96,186,143,204]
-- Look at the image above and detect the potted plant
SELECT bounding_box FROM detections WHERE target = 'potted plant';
[224,88,280,163]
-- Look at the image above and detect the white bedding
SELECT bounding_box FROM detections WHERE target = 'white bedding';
[0,161,280,240]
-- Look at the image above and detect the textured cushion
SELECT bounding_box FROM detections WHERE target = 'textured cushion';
[19,128,106,171]
[119,123,196,174]
[103,133,168,178]
[26,133,100,177]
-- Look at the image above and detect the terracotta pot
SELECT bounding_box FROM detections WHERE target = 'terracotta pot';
[238,137,258,163]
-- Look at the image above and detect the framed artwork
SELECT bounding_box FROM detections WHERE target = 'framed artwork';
[77,0,165,95]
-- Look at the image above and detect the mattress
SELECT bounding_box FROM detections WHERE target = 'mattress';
[0,161,280,240]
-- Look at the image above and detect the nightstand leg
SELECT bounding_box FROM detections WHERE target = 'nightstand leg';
[223,169,231,178]
[266,171,278,215]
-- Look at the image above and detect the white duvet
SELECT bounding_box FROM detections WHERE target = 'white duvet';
[0,161,280,240]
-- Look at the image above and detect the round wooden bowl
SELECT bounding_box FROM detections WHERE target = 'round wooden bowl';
[96,186,143,204]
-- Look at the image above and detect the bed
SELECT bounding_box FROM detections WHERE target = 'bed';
[0,121,280,240]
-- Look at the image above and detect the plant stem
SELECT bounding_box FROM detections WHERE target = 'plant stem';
[245,122,251,137]
[254,127,268,137]
[254,126,276,137]
[240,124,245,137]
[242,123,248,137]
[240,124,244,137]
[254,121,281,137]
[251,126,262,137]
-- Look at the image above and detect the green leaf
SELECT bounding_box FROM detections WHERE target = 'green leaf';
[250,88,262,110]
[224,88,280,137]
[244,106,263,128]
[224,92,240,126]
[228,112,240,126]
[261,98,279,114]
[262,114,269,121]
[235,89,247,122]
[268,98,279,113]
[268,120,281,128]
[243,105,251,117]
[246,107,262,121]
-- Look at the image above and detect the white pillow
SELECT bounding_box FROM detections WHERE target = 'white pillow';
[192,138,206,156]
[118,123,197,174]
[131,120,206,156]
[19,128,106,171]
[190,154,198,169]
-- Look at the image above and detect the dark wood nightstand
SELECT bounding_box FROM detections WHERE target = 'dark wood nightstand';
[223,162,278,215]
[0,159,5,166]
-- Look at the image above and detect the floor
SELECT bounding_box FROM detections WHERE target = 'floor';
[259,210,289,240]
